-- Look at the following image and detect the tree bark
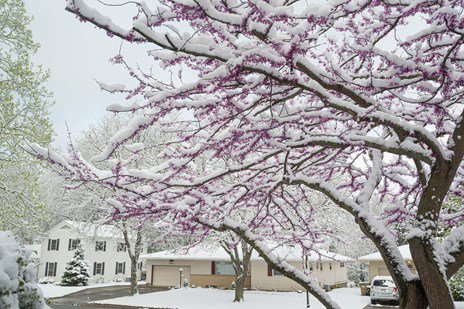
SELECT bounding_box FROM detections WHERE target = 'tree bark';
[409,238,455,309]
[122,221,143,296]
[400,280,428,309]
[234,273,245,302]
[130,256,138,296]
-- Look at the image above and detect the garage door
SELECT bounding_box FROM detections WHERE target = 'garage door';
[152,265,191,287]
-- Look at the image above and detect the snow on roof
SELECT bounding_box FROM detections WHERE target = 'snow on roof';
[358,245,411,261]
[58,220,124,239]
[23,244,41,260]
[142,245,353,263]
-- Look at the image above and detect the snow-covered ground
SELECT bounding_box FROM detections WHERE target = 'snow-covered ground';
[38,281,130,298]
[96,287,369,309]
[95,287,464,309]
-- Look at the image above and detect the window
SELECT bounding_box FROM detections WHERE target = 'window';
[47,239,60,251]
[319,262,323,271]
[68,239,80,251]
[215,261,235,275]
[45,262,57,276]
[95,241,106,251]
[93,262,105,275]
[273,269,284,276]
[115,262,125,274]
[329,263,332,270]
[309,263,314,271]
[138,262,143,270]
[340,263,345,268]
[117,242,127,252]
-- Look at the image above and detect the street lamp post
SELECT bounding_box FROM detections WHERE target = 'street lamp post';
[179,268,184,288]
[305,255,310,308]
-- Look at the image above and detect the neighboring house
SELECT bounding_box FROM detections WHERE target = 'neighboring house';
[358,245,416,282]
[38,220,145,283]
[142,245,351,291]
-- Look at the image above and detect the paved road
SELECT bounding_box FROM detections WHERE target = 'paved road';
[48,285,165,309]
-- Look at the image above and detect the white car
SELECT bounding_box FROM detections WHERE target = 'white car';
[370,276,399,305]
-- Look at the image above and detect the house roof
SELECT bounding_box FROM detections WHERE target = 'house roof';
[53,220,125,239]
[141,245,353,263]
[358,244,411,261]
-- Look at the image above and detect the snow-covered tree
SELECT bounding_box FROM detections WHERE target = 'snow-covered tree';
[220,236,253,302]
[0,231,48,308]
[0,0,53,241]
[61,245,90,286]
[31,0,464,308]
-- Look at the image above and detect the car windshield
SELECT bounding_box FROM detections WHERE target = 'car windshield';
[373,279,395,287]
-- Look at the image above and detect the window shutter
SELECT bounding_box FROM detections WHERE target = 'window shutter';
[211,261,216,275]
[47,239,51,251]
[115,262,118,274]
[103,241,106,252]
[102,262,105,275]
[267,265,273,276]
[93,262,97,275]
[45,262,49,276]
[123,262,125,274]
[53,263,57,277]
[56,239,60,251]
[68,239,72,251]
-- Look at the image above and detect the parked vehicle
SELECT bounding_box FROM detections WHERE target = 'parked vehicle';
[370,276,399,305]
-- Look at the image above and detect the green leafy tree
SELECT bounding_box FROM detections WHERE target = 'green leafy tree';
[61,246,90,286]
[0,0,53,240]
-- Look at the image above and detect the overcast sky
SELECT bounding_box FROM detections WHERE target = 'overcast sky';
[24,0,143,148]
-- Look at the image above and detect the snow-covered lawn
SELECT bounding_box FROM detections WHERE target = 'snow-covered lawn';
[38,281,130,298]
[95,287,369,309]
[95,287,464,309]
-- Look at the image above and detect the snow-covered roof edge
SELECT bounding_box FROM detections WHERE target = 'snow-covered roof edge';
[47,220,125,240]
[141,245,353,263]
[358,244,411,261]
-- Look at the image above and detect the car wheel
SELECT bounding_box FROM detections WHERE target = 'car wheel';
[371,300,377,305]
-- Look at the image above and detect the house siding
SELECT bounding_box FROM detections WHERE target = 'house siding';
[146,259,251,289]
[367,260,416,282]
[251,260,348,291]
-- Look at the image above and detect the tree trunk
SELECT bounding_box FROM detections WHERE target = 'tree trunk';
[409,238,455,309]
[130,256,139,296]
[400,280,428,309]
[234,272,245,302]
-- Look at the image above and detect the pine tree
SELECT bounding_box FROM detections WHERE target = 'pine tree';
[61,246,90,286]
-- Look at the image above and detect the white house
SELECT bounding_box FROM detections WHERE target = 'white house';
[38,220,145,283]
[142,245,352,291]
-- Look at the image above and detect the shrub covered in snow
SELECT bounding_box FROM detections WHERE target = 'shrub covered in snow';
[450,268,464,301]
[347,262,368,287]
[0,231,48,308]
[61,246,90,286]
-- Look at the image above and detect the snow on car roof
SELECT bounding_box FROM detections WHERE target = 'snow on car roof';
[141,244,353,262]
[372,276,394,281]
[358,245,411,261]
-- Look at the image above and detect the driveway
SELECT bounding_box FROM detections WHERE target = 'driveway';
[48,285,166,309]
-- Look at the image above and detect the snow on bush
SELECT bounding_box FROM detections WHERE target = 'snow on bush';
[0,231,48,308]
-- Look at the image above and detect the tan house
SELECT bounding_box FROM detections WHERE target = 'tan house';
[142,245,352,291]
[358,245,416,282]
